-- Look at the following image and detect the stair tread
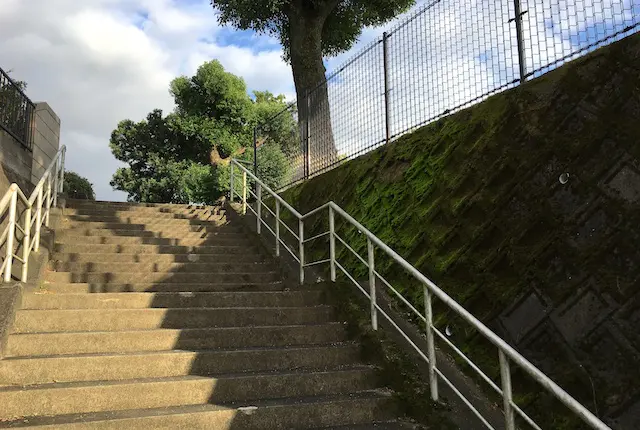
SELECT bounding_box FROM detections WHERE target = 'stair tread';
[45,270,279,275]
[0,366,375,392]
[18,305,331,312]
[0,391,392,428]
[23,291,318,298]
[41,281,285,286]
[1,342,358,361]
[8,322,344,338]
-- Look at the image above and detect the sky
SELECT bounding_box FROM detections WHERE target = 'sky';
[0,0,637,200]
[0,0,427,201]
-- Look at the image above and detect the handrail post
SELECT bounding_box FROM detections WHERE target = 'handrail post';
[21,205,32,282]
[4,191,17,282]
[53,158,59,208]
[230,162,235,203]
[241,171,247,215]
[499,350,516,430]
[275,200,280,257]
[45,175,51,227]
[367,238,377,330]
[424,284,439,401]
[59,149,65,195]
[298,219,304,285]
[256,183,262,234]
[34,187,43,252]
[329,206,336,282]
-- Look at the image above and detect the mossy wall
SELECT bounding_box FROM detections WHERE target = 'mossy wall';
[281,34,640,429]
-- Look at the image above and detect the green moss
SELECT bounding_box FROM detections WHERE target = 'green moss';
[326,281,456,429]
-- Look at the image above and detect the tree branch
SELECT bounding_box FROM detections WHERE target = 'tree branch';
[317,0,341,20]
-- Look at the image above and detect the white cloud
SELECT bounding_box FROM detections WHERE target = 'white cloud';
[0,0,295,201]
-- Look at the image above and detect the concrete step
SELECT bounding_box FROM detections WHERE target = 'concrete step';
[43,270,281,284]
[53,243,260,255]
[48,261,275,274]
[321,422,420,429]
[0,368,376,419]
[13,306,335,333]
[51,252,268,265]
[55,235,253,247]
[63,210,224,220]
[38,281,287,294]
[66,200,217,210]
[6,323,348,357]
[57,227,243,239]
[61,218,229,230]
[21,291,326,310]
[0,392,394,429]
[0,344,361,385]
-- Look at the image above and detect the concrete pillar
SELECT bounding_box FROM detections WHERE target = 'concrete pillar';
[30,102,61,187]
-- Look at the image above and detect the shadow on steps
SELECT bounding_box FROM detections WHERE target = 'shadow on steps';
[0,199,409,429]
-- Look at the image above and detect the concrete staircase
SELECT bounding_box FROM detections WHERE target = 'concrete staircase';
[0,200,410,429]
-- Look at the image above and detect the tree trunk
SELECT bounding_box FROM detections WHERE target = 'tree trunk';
[288,5,337,178]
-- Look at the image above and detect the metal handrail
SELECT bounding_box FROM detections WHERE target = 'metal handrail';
[229,158,610,430]
[0,146,66,282]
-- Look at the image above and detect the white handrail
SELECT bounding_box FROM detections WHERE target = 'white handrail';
[1,146,66,283]
[229,158,610,430]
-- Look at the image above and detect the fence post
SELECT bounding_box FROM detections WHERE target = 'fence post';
[305,91,311,180]
[329,206,336,282]
[256,183,262,234]
[383,32,392,144]
[253,127,258,177]
[499,350,516,430]
[34,187,42,252]
[21,204,32,282]
[298,219,305,285]
[512,0,527,82]
[23,104,31,150]
[4,189,17,282]
[367,238,378,330]
[230,162,235,203]
[241,171,247,215]
[275,200,280,257]
[424,284,439,401]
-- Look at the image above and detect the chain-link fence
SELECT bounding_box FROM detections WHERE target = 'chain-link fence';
[0,67,34,150]
[256,0,639,189]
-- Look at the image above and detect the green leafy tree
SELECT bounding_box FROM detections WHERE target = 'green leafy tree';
[63,171,95,200]
[110,61,294,204]
[210,0,415,156]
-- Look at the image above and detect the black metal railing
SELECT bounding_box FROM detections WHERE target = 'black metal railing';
[256,0,640,189]
[0,67,34,151]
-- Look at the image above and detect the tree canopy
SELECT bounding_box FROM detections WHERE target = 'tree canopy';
[211,1,414,163]
[63,171,95,200]
[210,1,415,98]
[109,60,295,204]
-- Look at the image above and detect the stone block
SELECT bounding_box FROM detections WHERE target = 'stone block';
[500,292,548,343]
[551,288,613,345]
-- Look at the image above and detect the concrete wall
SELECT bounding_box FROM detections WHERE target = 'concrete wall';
[30,102,61,186]
[0,102,61,194]
[0,128,33,193]
[281,34,640,429]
